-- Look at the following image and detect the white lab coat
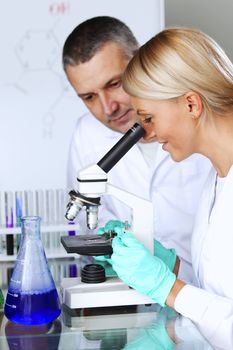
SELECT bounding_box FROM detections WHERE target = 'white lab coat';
[67,113,212,283]
[175,166,233,349]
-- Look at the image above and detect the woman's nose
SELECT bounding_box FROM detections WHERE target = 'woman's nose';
[143,127,157,141]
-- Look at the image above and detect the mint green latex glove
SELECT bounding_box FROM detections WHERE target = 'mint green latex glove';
[123,323,175,350]
[101,219,128,231]
[94,220,128,275]
[94,220,128,264]
[123,307,177,350]
[95,220,176,272]
[111,232,176,307]
[154,240,176,272]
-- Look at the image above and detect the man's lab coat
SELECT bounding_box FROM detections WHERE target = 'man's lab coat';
[67,113,212,283]
[175,166,233,349]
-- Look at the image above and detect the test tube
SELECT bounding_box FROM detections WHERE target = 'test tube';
[68,264,78,278]
[47,189,56,251]
[24,190,34,216]
[44,189,53,250]
[5,191,14,255]
[0,192,5,253]
[15,191,23,251]
[35,190,45,218]
[55,189,64,250]
[56,189,66,224]
[0,191,4,228]
[35,190,47,248]
[46,189,56,225]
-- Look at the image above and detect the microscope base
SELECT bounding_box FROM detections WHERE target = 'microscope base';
[60,277,155,309]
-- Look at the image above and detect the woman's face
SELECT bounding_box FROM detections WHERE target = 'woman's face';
[131,95,198,162]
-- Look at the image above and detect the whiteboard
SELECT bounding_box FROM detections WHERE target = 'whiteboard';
[0,0,164,191]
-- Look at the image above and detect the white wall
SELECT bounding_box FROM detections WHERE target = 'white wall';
[165,0,233,60]
[0,0,164,191]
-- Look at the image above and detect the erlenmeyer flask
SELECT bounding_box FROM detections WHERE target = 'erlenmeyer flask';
[4,216,61,325]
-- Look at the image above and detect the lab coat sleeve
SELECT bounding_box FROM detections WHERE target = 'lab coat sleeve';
[174,316,213,349]
[174,284,233,349]
[66,115,95,191]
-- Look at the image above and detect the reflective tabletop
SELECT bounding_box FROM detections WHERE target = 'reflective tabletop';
[0,256,214,349]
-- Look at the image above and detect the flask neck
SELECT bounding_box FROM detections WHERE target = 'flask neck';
[21,216,41,240]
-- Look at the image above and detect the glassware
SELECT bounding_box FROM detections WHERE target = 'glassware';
[5,319,62,350]
[4,216,61,325]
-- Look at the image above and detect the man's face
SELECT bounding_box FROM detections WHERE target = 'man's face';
[65,42,138,133]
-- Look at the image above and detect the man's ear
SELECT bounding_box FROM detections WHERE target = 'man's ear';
[184,91,203,119]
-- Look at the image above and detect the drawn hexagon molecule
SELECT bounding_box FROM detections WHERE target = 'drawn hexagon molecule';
[15,30,59,70]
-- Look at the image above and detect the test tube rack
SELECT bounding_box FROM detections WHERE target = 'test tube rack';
[0,189,80,261]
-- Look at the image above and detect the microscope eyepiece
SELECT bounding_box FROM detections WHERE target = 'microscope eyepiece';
[97,123,144,173]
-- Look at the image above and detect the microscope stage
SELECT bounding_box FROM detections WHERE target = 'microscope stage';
[61,233,114,256]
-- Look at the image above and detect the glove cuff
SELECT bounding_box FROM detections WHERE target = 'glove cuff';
[148,256,177,307]
[154,240,177,272]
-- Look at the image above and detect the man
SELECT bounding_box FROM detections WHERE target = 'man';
[62,16,212,283]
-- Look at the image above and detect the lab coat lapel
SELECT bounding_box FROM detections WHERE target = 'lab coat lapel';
[191,168,217,284]
[151,144,169,172]
[198,165,233,294]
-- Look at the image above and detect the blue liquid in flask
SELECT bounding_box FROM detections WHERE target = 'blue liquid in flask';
[5,288,61,325]
[4,216,61,325]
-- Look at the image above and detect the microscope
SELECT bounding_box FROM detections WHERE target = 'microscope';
[61,123,155,309]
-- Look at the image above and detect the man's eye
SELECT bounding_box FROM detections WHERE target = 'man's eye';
[83,95,94,102]
[109,80,121,88]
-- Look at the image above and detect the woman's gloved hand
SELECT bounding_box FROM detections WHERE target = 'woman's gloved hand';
[154,240,176,272]
[123,307,177,350]
[123,324,175,350]
[94,220,127,264]
[95,220,177,272]
[93,220,127,276]
[99,219,128,232]
[111,232,176,307]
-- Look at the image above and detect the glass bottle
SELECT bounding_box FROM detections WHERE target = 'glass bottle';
[4,216,61,325]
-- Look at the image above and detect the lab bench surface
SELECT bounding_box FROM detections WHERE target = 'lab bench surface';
[0,257,213,350]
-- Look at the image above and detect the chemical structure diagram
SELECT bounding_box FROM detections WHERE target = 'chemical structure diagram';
[5,1,77,140]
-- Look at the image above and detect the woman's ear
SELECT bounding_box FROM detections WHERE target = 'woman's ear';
[184,91,203,119]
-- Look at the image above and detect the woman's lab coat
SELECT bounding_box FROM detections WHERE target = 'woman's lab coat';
[67,113,212,283]
[175,166,233,349]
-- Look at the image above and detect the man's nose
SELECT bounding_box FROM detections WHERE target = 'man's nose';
[99,92,118,115]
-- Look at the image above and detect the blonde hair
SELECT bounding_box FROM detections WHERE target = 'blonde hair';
[123,27,233,116]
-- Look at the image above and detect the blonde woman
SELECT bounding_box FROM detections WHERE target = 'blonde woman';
[111,28,233,348]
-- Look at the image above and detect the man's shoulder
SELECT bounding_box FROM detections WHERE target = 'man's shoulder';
[74,112,111,136]
[71,112,121,155]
